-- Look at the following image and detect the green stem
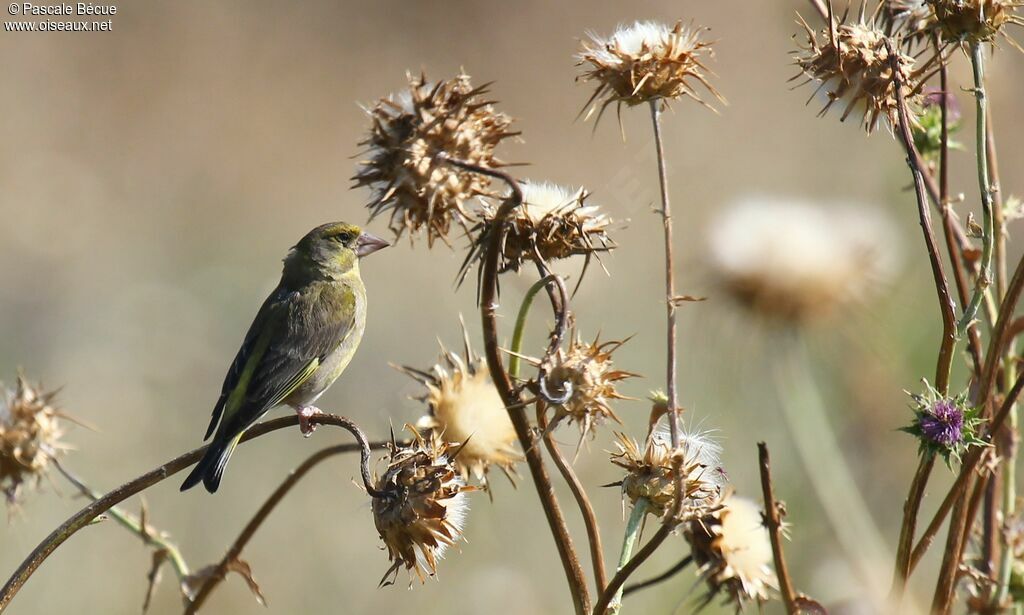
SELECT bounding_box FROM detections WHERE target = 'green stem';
[508,276,556,380]
[53,461,190,581]
[608,498,648,615]
[957,42,994,337]
[775,334,890,604]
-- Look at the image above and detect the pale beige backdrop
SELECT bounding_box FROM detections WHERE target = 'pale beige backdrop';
[2,1,1023,614]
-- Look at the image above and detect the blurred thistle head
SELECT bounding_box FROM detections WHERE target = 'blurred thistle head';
[523,332,636,441]
[884,0,939,46]
[0,375,66,509]
[792,7,927,134]
[353,71,517,247]
[610,422,724,519]
[400,331,522,490]
[576,20,723,122]
[928,0,1022,45]
[708,196,898,326]
[901,380,985,466]
[686,494,778,609]
[463,181,615,282]
[372,427,473,585]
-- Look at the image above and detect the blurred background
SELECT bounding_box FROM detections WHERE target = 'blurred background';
[2,0,1023,613]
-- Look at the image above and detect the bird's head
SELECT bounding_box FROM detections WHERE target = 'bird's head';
[283,222,389,283]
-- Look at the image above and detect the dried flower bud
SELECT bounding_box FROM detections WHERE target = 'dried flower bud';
[400,333,522,490]
[610,423,723,519]
[524,332,636,441]
[465,181,615,280]
[929,0,1022,44]
[354,71,517,246]
[901,380,986,466]
[372,428,473,585]
[576,20,723,121]
[792,11,923,134]
[1,375,66,508]
[708,197,898,325]
[686,494,778,609]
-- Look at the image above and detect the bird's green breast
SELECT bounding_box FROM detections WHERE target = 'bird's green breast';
[287,274,367,406]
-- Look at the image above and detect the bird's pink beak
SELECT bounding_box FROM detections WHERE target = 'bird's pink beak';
[355,232,389,258]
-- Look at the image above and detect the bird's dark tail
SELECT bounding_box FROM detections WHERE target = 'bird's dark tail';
[179,432,242,493]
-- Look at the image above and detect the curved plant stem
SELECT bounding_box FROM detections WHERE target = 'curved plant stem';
[758,443,798,614]
[537,404,609,594]
[607,498,648,615]
[775,334,889,602]
[592,512,674,615]
[51,460,191,590]
[439,153,590,615]
[0,414,379,613]
[184,442,379,613]
[508,275,559,380]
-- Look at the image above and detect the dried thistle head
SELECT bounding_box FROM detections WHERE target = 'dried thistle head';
[576,20,723,121]
[708,196,898,326]
[928,0,1022,44]
[353,71,517,246]
[610,423,724,519]
[1,375,66,508]
[372,428,473,585]
[686,494,778,610]
[400,333,522,490]
[792,9,924,134]
[466,181,615,279]
[523,332,636,440]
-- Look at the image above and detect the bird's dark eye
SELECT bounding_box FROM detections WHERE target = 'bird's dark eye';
[334,232,353,243]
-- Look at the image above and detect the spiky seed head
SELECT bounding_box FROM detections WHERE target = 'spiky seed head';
[610,423,724,519]
[353,71,517,247]
[708,196,898,325]
[576,21,723,120]
[1,375,66,509]
[686,494,778,609]
[470,181,615,278]
[929,0,1023,43]
[401,336,522,490]
[541,333,636,440]
[793,11,923,134]
[372,428,473,585]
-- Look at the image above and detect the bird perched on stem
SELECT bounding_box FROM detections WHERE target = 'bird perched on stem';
[181,222,389,493]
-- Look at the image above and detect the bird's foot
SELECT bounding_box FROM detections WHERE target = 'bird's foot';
[296,406,322,438]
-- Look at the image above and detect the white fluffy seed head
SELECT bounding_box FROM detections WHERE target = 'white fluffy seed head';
[709,196,898,324]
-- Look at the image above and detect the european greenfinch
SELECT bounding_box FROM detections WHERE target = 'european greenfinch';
[180,222,388,493]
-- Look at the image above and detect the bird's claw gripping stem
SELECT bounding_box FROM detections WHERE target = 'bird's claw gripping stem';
[296,406,322,437]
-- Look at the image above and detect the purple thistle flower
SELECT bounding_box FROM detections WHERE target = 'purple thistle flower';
[919,400,964,447]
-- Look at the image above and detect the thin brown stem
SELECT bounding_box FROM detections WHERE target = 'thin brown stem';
[440,153,591,615]
[184,442,377,613]
[0,414,380,612]
[621,555,692,598]
[892,454,936,596]
[888,42,956,601]
[649,102,681,452]
[759,443,798,614]
[537,404,608,593]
